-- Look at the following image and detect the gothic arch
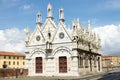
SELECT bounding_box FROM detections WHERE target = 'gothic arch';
[30,48,46,57]
[52,46,72,56]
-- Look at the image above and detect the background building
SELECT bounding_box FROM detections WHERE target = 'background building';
[0,51,25,68]
[25,3,102,76]
[102,56,120,68]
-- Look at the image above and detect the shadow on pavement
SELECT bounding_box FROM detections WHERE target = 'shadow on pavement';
[98,71,120,80]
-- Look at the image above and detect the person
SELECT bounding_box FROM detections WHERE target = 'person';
[20,68,23,76]
[2,62,7,68]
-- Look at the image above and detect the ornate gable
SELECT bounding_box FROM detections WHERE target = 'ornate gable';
[52,22,72,43]
[42,18,56,42]
[29,26,45,45]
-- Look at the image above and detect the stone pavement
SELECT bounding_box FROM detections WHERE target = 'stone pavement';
[0,68,119,80]
[0,72,105,80]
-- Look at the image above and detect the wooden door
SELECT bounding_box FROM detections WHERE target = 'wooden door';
[36,57,42,73]
[59,56,67,73]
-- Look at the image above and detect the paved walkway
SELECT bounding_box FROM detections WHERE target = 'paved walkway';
[0,72,105,80]
[0,68,119,80]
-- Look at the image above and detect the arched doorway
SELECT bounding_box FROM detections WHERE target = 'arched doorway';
[53,47,72,73]
[36,57,42,73]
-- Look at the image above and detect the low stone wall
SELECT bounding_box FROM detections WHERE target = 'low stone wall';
[0,68,28,77]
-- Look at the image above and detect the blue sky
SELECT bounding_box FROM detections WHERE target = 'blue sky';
[0,0,120,55]
[0,0,120,30]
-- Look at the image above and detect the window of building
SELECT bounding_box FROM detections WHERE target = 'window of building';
[9,56,11,59]
[78,55,83,68]
[13,56,15,59]
[17,62,19,65]
[23,62,25,65]
[9,61,11,65]
[4,61,6,64]
[4,56,6,59]
[17,57,19,59]
[13,61,15,65]
[23,57,25,59]
[85,58,88,68]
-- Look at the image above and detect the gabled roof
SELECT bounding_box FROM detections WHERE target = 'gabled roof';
[42,18,56,31]
[29,25,45,44]
[51,21,72,42]
[0,51,25,57]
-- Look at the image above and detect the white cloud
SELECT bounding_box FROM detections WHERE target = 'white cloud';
[0,30,6,41]
[93,24,120,55]
[1,25,120,55]
[21,5,31,10]
[0,28,25,53]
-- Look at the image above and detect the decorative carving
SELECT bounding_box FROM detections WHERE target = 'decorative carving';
[36,35,40,41]
[36,11,42,25]
[46,41,52,53]
[59,8,64,22]
[59,32,64,39]
[47,3,52,18]
[25,27,30,45]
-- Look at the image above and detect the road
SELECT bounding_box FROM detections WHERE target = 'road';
[98,69,120,80]
[80,68,120,80]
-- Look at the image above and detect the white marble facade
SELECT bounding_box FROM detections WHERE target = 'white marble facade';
[25,3,102,76]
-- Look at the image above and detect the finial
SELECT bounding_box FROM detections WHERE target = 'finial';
[73,19,77,25]
[47,3,52,10]
[25,26,30,43]
[72,19,77,31]
[86,20,91,33]
[59,8,64,22]
[60,8,64,11]
[25,26,30,34]
[36,11,42,23]
[47,3,52,18]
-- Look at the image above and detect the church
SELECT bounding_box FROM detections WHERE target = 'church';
[25,3,102,76]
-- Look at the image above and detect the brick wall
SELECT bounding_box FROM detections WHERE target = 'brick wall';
[0,69,28,77]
